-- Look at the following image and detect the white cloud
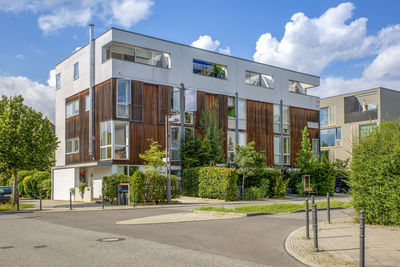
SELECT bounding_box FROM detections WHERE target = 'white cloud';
[218,46,231,55]
[107,0,154,28]
[38,7,92,34]
[191,35,220,51]
[48,69,56,87]
[15,54,24,60]
[74,46,82,52]
[0,72,55,122]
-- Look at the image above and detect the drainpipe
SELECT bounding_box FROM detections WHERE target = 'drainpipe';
[280,100,284,170]
[180,83,185,142]
[89,24,95,160]
[235,92,239,146]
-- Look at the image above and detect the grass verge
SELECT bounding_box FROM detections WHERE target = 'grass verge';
[0,203,35,211]
[197,200,352,214]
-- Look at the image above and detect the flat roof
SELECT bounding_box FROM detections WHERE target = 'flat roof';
[56,27,320,80]
[321,87,399,100]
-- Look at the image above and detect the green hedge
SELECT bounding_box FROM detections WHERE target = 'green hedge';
[181,167,200,197]
[17,171,35,196]
[130,171,146,203]
[103,173,129,204]
[198,167,238,201]
[38,179,51,199]
[350,121,400,225]
[23,171,50,199]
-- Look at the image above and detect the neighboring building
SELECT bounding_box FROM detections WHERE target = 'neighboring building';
[52,27,320,201]
[320,87,400,161]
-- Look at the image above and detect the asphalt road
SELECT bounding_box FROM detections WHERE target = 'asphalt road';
[0,205,351,266]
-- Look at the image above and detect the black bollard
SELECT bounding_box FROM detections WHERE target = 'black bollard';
[69,191,72,210]
[132,190,135,208]
[327,192,331,224]
[312,204,319,252]
[305,198,310,239]
[17,192,20,211]
[40,194,42,211]
[311,195,315,205]
[102,188,104,210]
[360,210,365,267]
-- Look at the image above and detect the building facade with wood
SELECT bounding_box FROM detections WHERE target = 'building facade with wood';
[52,27,320,201]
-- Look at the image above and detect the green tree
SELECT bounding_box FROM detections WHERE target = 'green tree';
[139,139,165,170]
[181,132,202,168]
[295,127,318,173]
[0,95,58,204]
[234,141,266,194]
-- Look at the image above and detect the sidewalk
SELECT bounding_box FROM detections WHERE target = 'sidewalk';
[286,217,400,267]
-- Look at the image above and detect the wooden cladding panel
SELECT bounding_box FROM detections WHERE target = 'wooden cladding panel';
[246,100,274,166]
[65,90,90,164]
[195,91,206,127]
[158,85,171,124]
[131,81,143,122]
[218,95,228,130]
[143,83,159,125]
[290,106,319,166]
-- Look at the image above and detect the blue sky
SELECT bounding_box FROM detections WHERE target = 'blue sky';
[0,0,399,122]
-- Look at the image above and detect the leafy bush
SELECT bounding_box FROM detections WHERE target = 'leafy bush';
[103,173,129,203]
[17,171,35,196]
[130,171,145,203]
[242,187,265,200]
[23,171,50,199]
[181,167,200,197]
[38,179,51,199]
[350,121,400,225]
[198,167,238,201]
[143,169,166,204]
[272,174,289,198]
[79,182,88,197]
[171,175,180,199]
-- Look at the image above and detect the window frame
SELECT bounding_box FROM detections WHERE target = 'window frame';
[65,99,80,118]
[100,120,129,161]
[65,137,79,154]
[273,104,290,134]
[245,70,274,88]
[116,79,131,119]
[274,135,290,165]
[312,139,319,157]
[171,125,181,161]
[73,62,79,80]
[192,59,227,80]
[56,73,61,89]
[359,123,377,139]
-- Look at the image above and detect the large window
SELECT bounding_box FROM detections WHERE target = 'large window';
[193,59,227,79]
[103,42,171,69]
[359,123,376,139]
[274,136,290,165]
[312,139,319,157]
[73,62,79,80]
[320,128,335,147]
[228,97,246,130]
[171,126,181,161]
[320,107,329,126]
[100,121,129,160]
[274,104,289,134]
[245,71,274,88]
[66,138,79,154]
[117,79,131,118]
[227,131,246,162]
[56,73,60,89]
[66,99,79,118]
[336,127,342,146]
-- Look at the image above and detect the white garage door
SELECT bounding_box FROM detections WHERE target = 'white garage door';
[54,168,75,200]
[93,179,102,199]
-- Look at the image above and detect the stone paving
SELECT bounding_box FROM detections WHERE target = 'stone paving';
[286,217,400,267]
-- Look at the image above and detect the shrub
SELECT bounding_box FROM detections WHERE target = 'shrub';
[272,174,289,198]
[79,182,88,197]
[17,171,35,196]
[198,167,238,201]
[143,169,166,204]
[350,121,400,225]
[23,171,50,199]
[38,179,51,199]
[130,171,145,203]
[181,167,200,197]
[242,187,265,200]
[171,175,180,199]
[103,173,129,204]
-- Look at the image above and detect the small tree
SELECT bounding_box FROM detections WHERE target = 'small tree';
[139,139,165,170]
[295,127,317,173]
[0,95,58,204]
[234,141,266,194]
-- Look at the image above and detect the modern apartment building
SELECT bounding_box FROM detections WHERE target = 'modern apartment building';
[320,87,400,161]
[52,27,320,201]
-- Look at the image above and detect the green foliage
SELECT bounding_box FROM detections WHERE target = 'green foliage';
[350,121,400,225]
[70,187,75,196]
[295,127,318,173]
[143,169,166,204]
[242,187,265,200]
[23,171,50,199]
[244,168,279,198]
[181,167,200,197]
[198,167,238,201]
[139,139,165,170]
[130,171,145,203]
[272,173,289,198]
[102,173,129,204]
[332,159,350,177]
[79,182,88,197]
[38,179,51,199]
[17,170,35,196]
[181,132,203,168]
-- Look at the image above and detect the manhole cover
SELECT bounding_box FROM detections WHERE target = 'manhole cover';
[0,246,14,249]
[33,245,47,249]
[96,237,125,242]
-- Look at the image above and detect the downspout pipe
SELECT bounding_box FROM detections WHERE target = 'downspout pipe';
[280,100,284,170]
[89,24,95,160]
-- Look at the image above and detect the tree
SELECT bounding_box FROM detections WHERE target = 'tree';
[0,95,58,204]
[139,139,165,170]
[234,141,266,194]
[295,127,318,174]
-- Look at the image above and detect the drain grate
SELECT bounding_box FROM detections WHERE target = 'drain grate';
[0,246,14,249]
[96,237,125,242]
[33,245,47,249]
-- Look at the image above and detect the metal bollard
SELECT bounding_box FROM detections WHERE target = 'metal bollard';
[312,204,319,252]
[327,192,331,224]
[305,198,310,239]
[311,195,315,205]
[69,191,72,210]
[102,190,104,210]
[360,210,365,267]
[40,194,42,211]
[132,190,135,208]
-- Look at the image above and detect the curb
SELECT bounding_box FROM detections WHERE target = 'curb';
[284,227,317,267]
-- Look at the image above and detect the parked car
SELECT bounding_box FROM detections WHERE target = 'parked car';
[0,186,13,203]
[335,176,350,193]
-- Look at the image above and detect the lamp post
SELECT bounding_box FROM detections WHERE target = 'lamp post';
[165,115,179,204]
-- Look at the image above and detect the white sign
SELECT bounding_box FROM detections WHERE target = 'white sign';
[307,122,319,129]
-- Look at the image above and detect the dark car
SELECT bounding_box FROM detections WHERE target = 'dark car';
[0,186,13,203]
[335,176,350,193]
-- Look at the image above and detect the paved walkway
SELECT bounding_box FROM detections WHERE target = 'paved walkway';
[286,217,400,267]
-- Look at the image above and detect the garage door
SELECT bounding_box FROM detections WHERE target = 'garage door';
[53,168,75,200]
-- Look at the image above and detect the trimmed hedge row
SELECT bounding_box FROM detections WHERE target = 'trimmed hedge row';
[198,167,238,201]
[181,167,200,197]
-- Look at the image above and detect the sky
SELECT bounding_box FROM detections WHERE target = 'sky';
[0,0,399,122]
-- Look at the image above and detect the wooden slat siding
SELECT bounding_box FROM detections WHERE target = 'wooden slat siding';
[158,85,171,124]
[218,95,228,154]
[195,90,206,127]
[65,90,90,164]
[290,106,319,166]
[131,80,143,122]
[246,100,274,166]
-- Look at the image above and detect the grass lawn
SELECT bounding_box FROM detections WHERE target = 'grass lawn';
[0,203,35,211]
[197,200,352,214]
